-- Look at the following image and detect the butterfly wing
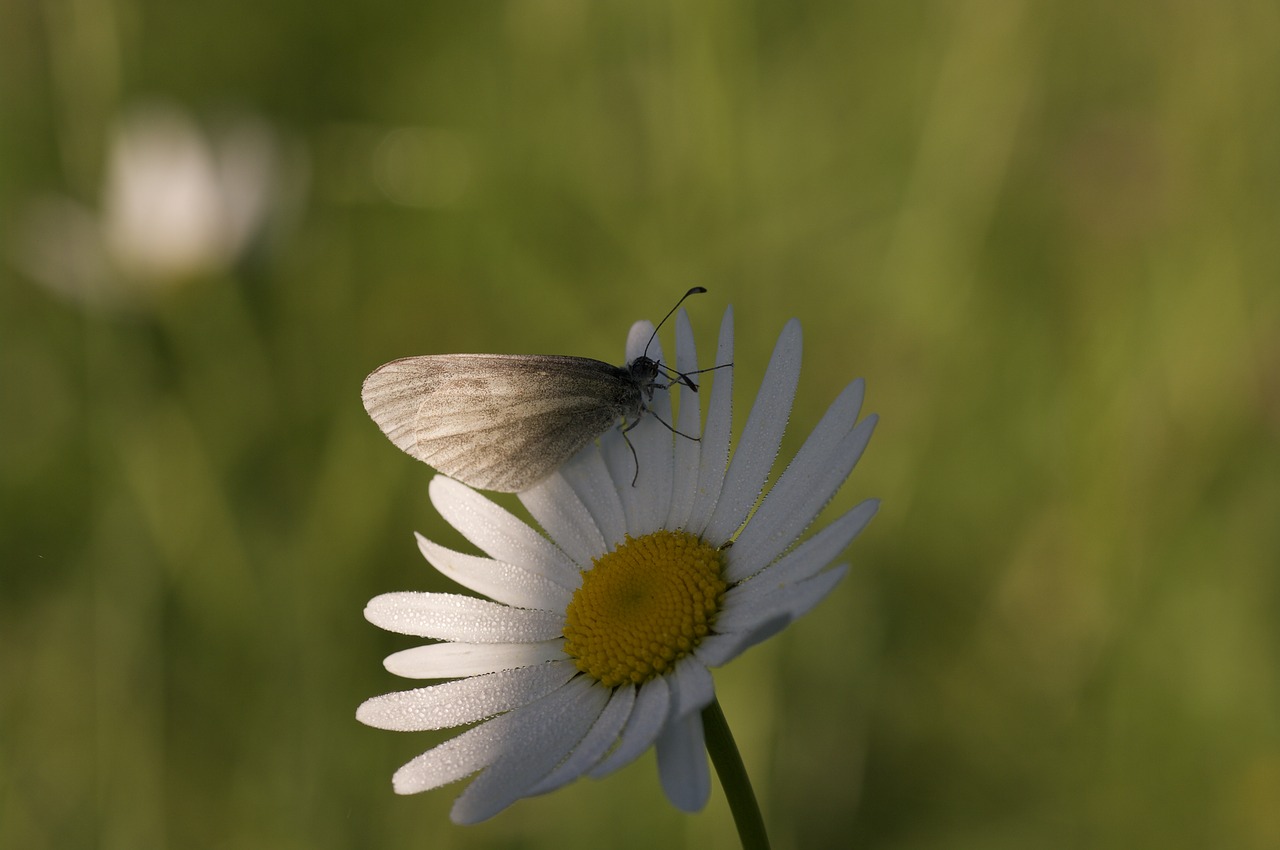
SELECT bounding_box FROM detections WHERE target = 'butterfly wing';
[361,353,644,492]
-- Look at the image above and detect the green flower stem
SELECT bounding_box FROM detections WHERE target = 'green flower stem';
[702,697,771,850]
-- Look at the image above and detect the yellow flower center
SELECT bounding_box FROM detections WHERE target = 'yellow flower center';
[563,531,727,688]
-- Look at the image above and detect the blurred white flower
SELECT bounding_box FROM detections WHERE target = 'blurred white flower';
[13,100,305,305]
[101,105,229,281]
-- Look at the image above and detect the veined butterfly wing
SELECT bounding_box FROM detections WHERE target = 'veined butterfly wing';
[361,353,653,492]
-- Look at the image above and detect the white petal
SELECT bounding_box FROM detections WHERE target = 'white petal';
[601,422,642,531]
[450,675,611,824]
[669,656,716,719]
[745,564,851,626]
[793,565,852,619]
[384,639,567,679]
[391,713,510,795]
[630,415,674,537]
[526,684,637,795]
[687,307,734,535]
[589,675,670,778]
[726,381,871,580]
[655,710,710,813]
[390,678,589,796]
[610,325,671,536]
[364,592,563,642]
[632,337,675,537]
[558,442,628,547]
[729,498,879,608]
[357,660,578,731]
[667,309,702,530]
[429,477,579,587]
[625,318,651,362]
[695,613,790,668]
[416,535,575,610]
[705,319,802,543]
[519,474,607,569]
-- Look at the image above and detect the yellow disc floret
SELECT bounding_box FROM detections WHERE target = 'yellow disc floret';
[563,531,727,688]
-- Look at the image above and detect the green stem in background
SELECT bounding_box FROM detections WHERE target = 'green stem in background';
[702,697,771,850]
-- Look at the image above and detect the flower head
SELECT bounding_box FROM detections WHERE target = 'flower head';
[357,306,878,824]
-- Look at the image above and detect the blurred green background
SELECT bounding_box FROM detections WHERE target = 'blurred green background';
[3,1,1279,848]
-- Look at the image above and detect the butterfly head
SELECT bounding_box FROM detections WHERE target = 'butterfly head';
[628,355,663,401]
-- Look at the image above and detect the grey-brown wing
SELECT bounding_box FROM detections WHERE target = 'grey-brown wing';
[361,354,644,492]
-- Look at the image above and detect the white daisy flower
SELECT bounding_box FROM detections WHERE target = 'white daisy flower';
[357,306,879,826]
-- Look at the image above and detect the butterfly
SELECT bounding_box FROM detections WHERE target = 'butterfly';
[361,287,729,492]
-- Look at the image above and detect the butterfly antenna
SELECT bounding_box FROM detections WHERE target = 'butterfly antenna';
[643,286,707,359]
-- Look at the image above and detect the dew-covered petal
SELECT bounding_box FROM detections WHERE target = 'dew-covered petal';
[416,535,575,610]
[742,564,850,626]
[365,592,563,642]
[669,656,715,719]
[601,424,642,532]
[612,325,671,537]
[726,381,872,580]
[628,417,674,537]
[519,475,607,569]
[558,441,628,548]
[655,710,710,813]
[390,714,509,795]
[704,319,801,543]
[589,675,670,778]
[728,498,879,608]
[695,613,791,668]
[624,318,651,363]
[357,660,578,731]
[794,566,853,620]
[687,307,734,535]
[389,678,574,795]
[527,683,637,795]
[667,310,702,531]
[630,334,676,537]
[430,477,579,587]
[384,639,567,679]
[450,675,611,824]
